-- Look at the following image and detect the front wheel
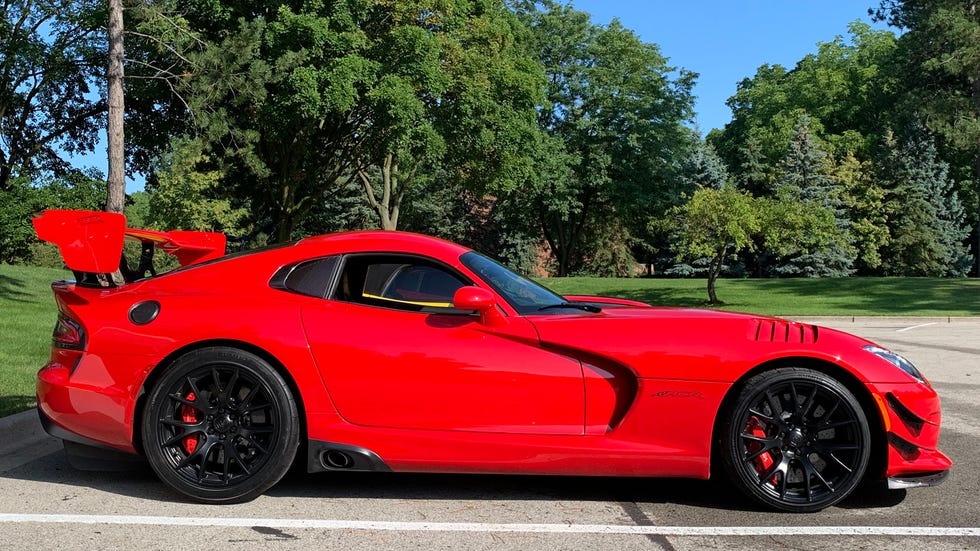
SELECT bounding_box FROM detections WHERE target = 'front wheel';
[720,368,871,512]
[142,347,300,503]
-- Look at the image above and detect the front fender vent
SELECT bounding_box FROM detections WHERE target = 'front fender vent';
[749,319,818,344]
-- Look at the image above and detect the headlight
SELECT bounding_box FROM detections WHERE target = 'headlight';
[863,345,925,383]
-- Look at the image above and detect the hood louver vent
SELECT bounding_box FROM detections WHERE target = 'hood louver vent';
[749,319,818,344]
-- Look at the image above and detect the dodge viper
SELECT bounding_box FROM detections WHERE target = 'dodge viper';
[31,209,950,511]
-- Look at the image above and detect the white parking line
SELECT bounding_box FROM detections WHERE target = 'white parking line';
[0,514,977,537]
[896,322,938,333]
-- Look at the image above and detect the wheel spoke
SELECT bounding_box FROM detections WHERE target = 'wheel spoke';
[238,384,262,413]
[801,385,819,421]
[244,435,270,455]
[747,407,776,424]
[745,443,776,462]
[162,428,204,448]
[240,426,274,437]
[802,455,835,494]
[814,442,860,452]
[765,390,782,418]
[186,376,203,400]
[778,466,788,499]
[819,419,857,430]
[789,382,801,415]
[211,367,224,397]
[819,450,854,473]
[160,418,205,430]
[821,398,841,422]
[222,441,235,484]
[220,368,240,403]
[168,392,198,409]
[757,455,789,487]
[241,402,272,414]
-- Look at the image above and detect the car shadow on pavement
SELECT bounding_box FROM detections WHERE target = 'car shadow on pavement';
[0,448,907,513]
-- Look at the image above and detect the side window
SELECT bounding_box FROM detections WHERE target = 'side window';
[270,256,340,298]
[334,255,469,312]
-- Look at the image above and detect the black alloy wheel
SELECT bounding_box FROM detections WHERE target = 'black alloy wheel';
[721,368,871,512]
[143,347,299,503]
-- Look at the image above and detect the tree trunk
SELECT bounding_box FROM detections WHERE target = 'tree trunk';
[358,153,417,231]
[706,248,726,304]
[105,0,126,214]
[973,75,980,276]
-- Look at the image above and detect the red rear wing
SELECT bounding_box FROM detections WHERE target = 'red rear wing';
[33,210,226,273]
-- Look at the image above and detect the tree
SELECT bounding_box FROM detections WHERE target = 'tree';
[772,115,855,277]
[874,1,980,275]
[678,136,730,191]
[878,130,973,275]
[665,185,837,304]
[835,152,888,273]
[514,1,696,275]
[710,22,898,187]
[125,0,543,239]
[106,0,125,213]
[666,186,759,304]
[0,0,105,191]
[145,139,247,233]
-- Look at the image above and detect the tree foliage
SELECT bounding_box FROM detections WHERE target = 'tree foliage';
[145,139,247,233]
[666,185,837,303]
[772,115,855,277]
[878,130,972,275]
[0,0,105,191]
[126,0,543,238]
[874,0,980,275]
[513,0,696,275]
[710,22,897,180]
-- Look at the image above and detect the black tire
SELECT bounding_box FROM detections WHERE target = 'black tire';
[720,368,871,512]
[142,347,300,503]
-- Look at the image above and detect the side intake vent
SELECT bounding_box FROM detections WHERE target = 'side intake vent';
[749,319,818,344]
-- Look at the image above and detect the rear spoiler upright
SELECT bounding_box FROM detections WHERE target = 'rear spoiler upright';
[32,209,227,286]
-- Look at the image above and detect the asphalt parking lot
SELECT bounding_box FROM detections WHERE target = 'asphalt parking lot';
[0,318,977,550]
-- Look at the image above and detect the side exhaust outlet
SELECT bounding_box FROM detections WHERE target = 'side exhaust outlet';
[323,450,355,469]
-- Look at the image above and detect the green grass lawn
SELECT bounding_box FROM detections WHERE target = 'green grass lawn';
[0,264,69,417]
[541,276,980,317]
[1,263,978,418]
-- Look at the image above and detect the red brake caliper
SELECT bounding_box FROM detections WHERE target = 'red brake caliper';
[181,392,199,454]
[746,416,776,481]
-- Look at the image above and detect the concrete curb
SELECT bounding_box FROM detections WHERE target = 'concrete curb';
[0,409,45,454]
[787,316,980,324]
[0,408,61,472]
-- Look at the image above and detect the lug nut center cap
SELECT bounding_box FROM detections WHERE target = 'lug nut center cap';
[213,413,234,432]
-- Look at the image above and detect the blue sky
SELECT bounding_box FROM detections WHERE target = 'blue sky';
[572,0,891,134]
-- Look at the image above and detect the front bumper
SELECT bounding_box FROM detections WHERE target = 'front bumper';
[872,381,952,480]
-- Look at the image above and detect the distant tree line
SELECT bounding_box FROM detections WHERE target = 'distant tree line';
[1,0,977,286]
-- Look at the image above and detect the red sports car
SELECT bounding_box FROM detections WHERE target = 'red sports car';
[32,210,950,511]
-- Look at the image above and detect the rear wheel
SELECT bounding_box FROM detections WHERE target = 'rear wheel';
[720,368,870,512]
[142,347,300,503]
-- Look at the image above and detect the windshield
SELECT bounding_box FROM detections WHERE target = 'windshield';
[459,251,567,315]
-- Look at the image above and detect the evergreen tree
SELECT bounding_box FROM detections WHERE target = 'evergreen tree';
[737,134,773,196]
[678,136,730,191]
[880,130,973,275]
[773,115,855,276]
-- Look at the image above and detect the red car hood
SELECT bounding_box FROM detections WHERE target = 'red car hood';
[526,307,861,382]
